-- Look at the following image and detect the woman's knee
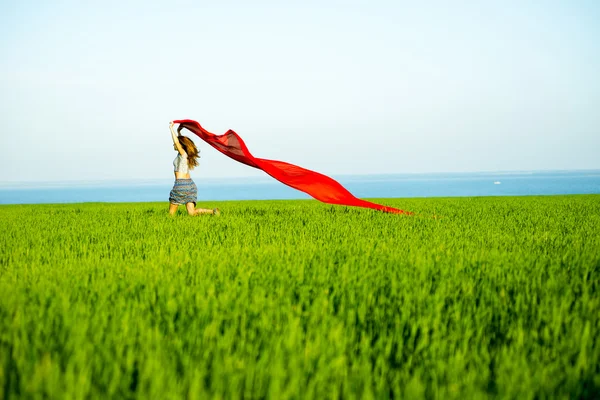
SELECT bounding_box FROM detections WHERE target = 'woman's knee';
[185,202,196,215]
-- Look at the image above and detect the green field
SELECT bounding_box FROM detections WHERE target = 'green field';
[1,195,599,399]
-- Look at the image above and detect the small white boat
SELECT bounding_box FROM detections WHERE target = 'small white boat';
[494,181,501,185]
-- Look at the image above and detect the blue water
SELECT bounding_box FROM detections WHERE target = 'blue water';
[1,170,599,205]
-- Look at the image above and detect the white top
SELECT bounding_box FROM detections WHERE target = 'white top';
[173,153,189,174]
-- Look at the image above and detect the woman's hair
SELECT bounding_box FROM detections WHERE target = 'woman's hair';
[178,136,200,169]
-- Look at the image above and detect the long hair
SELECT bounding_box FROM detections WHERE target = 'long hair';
[178,136,200,169]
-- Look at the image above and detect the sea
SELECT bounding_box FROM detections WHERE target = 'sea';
[1,170,599,205]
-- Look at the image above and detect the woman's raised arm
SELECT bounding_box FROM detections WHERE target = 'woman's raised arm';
[170,122,186,156]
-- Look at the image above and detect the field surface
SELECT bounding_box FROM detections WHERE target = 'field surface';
[1,195,599,399]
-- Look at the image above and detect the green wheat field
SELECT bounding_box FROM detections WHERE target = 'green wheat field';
[1,195,599,399]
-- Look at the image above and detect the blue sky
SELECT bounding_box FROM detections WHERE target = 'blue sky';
[1,0,599,182]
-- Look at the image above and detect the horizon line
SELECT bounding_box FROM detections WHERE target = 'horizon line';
[1,168,599,189]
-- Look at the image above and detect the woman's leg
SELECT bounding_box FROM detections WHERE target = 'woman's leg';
[186,202,215,216]
[169,203,179,215]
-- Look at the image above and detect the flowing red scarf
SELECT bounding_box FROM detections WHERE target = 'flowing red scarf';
[174,119,411,215]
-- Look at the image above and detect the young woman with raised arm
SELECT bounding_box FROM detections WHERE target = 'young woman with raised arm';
[168,122,220,216]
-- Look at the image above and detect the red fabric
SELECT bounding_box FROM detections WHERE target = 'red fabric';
[174,119,412,215]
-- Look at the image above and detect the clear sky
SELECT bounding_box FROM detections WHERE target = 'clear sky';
[1,0,599,183]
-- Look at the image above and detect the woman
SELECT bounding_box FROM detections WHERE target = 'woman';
[168,122,220,216]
